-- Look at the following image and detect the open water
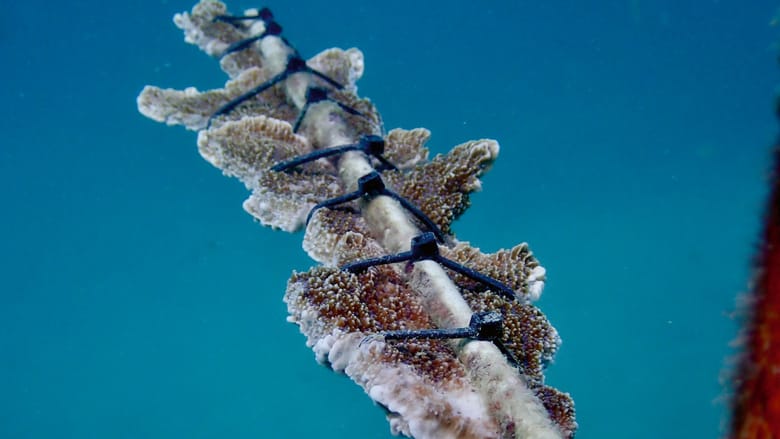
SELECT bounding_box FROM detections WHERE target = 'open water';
[1,0,777,437]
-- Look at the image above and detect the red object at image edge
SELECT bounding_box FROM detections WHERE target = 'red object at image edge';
[731,143,780,438]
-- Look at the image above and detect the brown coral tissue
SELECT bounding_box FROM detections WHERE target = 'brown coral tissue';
[137,1,576,437]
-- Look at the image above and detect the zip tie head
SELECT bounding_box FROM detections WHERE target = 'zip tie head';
[305,86,329,103]
[357,171,385,196]
[286,55,308,73]
[469,311,503,341]
[264,20,283,36]
[359,135,385,156]
[410,232,439,260]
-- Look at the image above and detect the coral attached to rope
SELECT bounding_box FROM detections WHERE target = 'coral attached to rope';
[137,2,576,437]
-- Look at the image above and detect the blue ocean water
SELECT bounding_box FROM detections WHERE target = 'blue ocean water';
[1,0,777,437]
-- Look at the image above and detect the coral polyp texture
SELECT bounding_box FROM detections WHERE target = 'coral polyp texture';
[137,1,576,437]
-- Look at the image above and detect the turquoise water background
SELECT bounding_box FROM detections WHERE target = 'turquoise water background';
[2,0,778,437]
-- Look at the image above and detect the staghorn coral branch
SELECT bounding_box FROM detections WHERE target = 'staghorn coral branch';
[137,1,575,437]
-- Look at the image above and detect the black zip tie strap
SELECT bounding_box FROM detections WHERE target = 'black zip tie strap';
[292,86,367,133]
[214,8,301,58]
[378,311,520,367]
[306,172,445,242]
[342,232,518,301]
[383,311,502,341]
[213,7,274,26]
[219,21,283,59]
[208,54,344,127]
[271,134,397,173]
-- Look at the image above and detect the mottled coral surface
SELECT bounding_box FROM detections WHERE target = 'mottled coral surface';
[137,1,575,437]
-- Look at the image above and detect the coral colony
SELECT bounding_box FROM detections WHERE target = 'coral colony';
[137,1,576,437]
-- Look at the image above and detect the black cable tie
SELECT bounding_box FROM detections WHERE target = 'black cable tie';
[207,54,344,128]
[381,311,501,341]
[291,86,329,132]
[342,232,518,301]
[271,134,397,173]
[306,172,444,242]
[208,66,288,127]
[219,21,283,59]
[213,7,274,26]
[213,8,301,60]
[378,311,520,366]
[304,170,384,225]
[292,86,368,133]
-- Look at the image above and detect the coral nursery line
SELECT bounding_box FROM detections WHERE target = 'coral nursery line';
[137,1,575,438]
